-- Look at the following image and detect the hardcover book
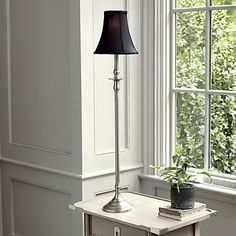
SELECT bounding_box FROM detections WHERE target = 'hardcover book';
[158,202,206,220]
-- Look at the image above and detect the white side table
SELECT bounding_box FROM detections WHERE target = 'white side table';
[73,192,216,236]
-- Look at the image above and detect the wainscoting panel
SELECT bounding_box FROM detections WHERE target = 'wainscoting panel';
[0,0,82,173]
[80,0,142,174]
[10,0,71,154]
[12,180,71,236]
[1,163,82,236]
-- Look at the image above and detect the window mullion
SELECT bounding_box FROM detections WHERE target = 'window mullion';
[204,0,212,170]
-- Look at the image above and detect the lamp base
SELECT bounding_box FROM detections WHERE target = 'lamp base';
[103,194,132,213]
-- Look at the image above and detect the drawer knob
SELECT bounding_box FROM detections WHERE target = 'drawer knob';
[114,226,121,236]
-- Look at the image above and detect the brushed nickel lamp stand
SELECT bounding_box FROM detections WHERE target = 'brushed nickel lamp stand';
[94,11,138,213]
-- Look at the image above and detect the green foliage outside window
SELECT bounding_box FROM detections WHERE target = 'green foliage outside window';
[176,0,236,174]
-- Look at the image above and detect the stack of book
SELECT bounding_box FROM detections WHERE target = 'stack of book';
[158,202,207,221]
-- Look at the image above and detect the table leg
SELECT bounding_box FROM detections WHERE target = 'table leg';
[84,214,91,236]
[194,223,200,236]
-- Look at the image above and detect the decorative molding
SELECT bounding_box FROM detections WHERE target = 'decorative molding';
[81,164,143,180]
[95,185,129,196]
[9,142,72,156]
[1,157,82,179]
[0,157,143,180]
[10,177,72,195]
[94,148,129,157]
[6,0,12,145]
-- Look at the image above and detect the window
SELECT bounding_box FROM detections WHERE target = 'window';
[172,0,236,176]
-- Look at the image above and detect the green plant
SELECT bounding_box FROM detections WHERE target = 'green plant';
[158,146,212,192]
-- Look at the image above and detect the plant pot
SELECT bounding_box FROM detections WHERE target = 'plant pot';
[170,184,196,209]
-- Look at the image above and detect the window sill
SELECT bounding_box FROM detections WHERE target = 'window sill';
[139,174,236,205]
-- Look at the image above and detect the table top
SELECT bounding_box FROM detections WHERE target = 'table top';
[74,192,216,235]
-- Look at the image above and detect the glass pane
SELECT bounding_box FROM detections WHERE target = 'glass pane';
[176,93,205,168]
[176,11,206,89]
[212,0,236,5]
[211,95,236,175]
[212,10,236,90]
[176,0,205,8]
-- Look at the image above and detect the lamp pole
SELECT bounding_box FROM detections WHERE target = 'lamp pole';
[113,54,121,199]
[102,54,132,213]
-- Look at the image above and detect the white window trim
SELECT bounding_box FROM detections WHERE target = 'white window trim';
[141,0,172,175]
[141,0,236,189]
[141,0,156,174]
[155,0,173,170]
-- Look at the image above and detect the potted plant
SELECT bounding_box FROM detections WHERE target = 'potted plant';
[157,145,211,209]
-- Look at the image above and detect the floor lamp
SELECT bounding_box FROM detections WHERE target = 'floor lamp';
[94,10,138,213]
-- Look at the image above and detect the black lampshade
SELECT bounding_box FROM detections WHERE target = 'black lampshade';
[94,11,138,55]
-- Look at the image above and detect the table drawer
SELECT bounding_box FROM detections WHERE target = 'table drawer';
[91,215,146,236]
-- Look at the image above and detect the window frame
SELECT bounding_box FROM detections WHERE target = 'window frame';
[149,0,236,185]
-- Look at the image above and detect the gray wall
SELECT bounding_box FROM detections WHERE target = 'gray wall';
[0,0,143,235]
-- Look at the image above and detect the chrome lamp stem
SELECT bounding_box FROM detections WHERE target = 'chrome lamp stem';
[102,55,132,213]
